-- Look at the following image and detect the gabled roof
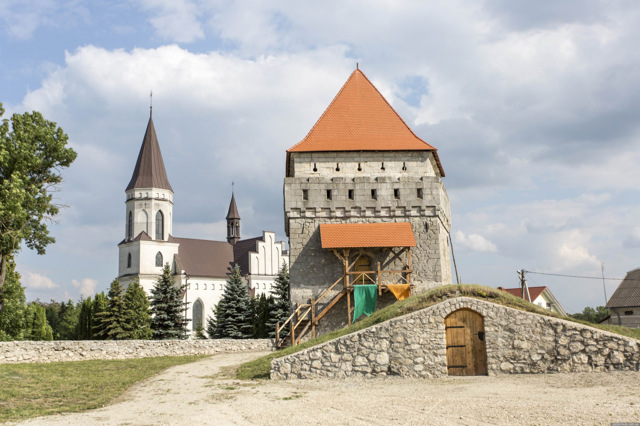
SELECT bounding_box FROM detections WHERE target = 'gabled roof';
[498,286,546,303]
[607,268,640,308]
[126,114,173,192]
[169,236,233,278]
[226,193,240,220]
[233,237,262,275]
[320,222,417,249]
[287,69,444,176]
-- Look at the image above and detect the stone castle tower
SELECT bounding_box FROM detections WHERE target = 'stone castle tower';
[284,69,452,332]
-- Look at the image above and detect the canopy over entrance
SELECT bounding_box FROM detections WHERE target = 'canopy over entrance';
[320,222,417,249]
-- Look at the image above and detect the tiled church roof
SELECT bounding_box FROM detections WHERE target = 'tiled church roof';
[126,114,173,191]
[287,69,444,176]
[170,236,234,278]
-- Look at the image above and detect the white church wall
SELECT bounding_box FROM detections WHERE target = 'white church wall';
[181,276,228,334]
[248,231,289,276]
[125,187,174,241]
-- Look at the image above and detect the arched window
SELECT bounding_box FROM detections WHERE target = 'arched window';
[203,283,207,290]
[127,253,132,268]
[155,210,164,240]
[155,251,163,267]
[128,211,133,239]
[192,299,203,331]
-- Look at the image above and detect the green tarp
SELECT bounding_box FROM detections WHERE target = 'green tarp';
[353,285,378,322]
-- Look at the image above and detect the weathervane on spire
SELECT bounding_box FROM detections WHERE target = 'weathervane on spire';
[150,90,153,116]
[232,181,235,194]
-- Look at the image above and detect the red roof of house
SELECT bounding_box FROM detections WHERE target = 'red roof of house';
[320,222,417,249]
[287,69,444,176]
[498,286,547,303]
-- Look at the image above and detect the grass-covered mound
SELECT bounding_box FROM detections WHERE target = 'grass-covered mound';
[237,284,640,380]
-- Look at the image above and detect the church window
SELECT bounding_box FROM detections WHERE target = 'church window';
[155,251,163,267]
[348,189,354,200]
[394,188,400,199]
[371,189,377,200]
[127,253,132,268]
[303,189,308,200]
[195,283,199,290]
[128,212,133,239]
[192,299,203,331]
[156,210,164,240]
[263,283,266,289]
[417,188,423,199]
[203,283,207,290]
[326,189,332,200]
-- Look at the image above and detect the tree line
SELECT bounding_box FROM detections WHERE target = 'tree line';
[0,258,290,341]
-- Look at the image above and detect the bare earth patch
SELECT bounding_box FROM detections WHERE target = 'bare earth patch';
[15,351,640,425]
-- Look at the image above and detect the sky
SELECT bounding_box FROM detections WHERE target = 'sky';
[3,0,640,314]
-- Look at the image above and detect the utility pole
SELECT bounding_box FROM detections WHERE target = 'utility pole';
[601,263,608,306]
[517,270,531,302]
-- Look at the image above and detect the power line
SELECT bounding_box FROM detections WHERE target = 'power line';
[524,270,630,281]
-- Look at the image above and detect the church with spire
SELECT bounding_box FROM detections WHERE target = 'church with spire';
[117,110,288,335]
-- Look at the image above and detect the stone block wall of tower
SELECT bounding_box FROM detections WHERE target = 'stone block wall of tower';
[284,150,453,332]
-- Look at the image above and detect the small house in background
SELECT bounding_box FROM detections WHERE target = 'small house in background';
[603,268,640,328]
[497,286,567,316]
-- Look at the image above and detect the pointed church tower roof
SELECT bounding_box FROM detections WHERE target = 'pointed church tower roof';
[126,113,173,191]
[226,193,240,219]
[287,69,444,176]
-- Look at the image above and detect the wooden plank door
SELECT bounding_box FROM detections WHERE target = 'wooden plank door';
[445,309,487,376]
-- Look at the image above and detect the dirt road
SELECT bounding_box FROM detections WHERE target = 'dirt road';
[17,351,640,425]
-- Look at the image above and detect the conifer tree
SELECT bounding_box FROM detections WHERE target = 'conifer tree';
[75,297,93,340]
[96,279,132,340]
[92,292,108,339]
[24,302,53,340]
[252,293,274,338]
[124,281,151,339]
[0,259,26,340]
[206,303,221,338]
[149,264,187,339]
[268,262,291,338]
[211,264,253,339]
[57,299,79,340]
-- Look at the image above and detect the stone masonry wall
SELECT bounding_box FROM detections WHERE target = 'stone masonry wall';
[0,339,273,365]
[270,297,640,379]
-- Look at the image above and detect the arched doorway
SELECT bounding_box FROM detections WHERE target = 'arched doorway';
[445,309,487,376]
[192,299,203,332]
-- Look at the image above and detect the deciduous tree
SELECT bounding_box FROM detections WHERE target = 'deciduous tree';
[0,258,26,340]
[0,104,77,313]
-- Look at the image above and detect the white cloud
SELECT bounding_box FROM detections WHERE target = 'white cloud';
[455,231,498,253]
[71,278,98,298]
[0,0,88,40]
[138,0,204,43]
[23,272,58,289]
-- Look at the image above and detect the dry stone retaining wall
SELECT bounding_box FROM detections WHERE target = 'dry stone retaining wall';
[0,339,273,364]
[270,297,640,379]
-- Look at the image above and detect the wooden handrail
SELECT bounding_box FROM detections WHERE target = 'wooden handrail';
[315,276,343,304]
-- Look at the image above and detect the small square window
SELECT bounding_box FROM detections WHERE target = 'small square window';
[417,188,423,199]
[302,189,308,200]
[326,189,332,200]
[371,189,377,199]
[348,189,354,200]
[624,310,633,315]
[394,188,400,199]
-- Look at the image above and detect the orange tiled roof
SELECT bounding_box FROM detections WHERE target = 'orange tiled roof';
[287,69,444,176]
[320,222,417,249]
[498,286,546,303]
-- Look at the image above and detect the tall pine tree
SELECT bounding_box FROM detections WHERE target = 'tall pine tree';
[150,264,187,339]
[267,262,291,338]
[96,279,132,340]
[24,302,53,340]
[75,297,93,340]
[92,292,108,339]
[211,264,253,339]
[124,281,151,339]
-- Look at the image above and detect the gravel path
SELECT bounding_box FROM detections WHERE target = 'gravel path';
[17,351,640,425]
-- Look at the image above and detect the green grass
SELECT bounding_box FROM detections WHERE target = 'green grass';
[0,355,206,423]
[237,284,640,380]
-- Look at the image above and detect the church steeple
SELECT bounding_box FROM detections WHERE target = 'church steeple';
[226,192,240,245]
[126,112,173,191]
